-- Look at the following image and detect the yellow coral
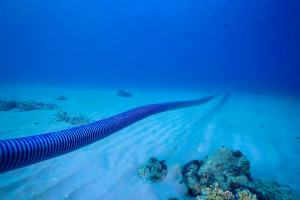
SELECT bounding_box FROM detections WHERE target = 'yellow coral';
[196,183,234,200]
[236,189,257,200]
[196,183,258,200]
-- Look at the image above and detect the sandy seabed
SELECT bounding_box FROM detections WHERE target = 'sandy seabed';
[0,85,299,200]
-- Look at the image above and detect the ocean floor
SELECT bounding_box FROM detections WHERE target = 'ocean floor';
[0,85,299,199]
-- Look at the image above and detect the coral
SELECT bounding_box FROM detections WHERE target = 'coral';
[197,147,251,191]
[0,99,58,111]
[117,90,132,98]
[182,160,203,196]
[18,101,58,111]
[181,147,300,200]
[137,157,167,182]
[242,179,300,200]
[182,147,251,196]
[0,100,17,111]
[196,183,234,200]
[196,183,257,200]
[236,189,257,200]
[54,110,89,126]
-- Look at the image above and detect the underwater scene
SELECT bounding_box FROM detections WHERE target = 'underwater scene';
[0,0,300,199]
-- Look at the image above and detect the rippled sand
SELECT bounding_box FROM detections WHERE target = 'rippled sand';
[0,85,299,199]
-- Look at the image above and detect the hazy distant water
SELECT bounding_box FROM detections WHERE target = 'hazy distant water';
[0,0,299,91]
[1,1,300,199]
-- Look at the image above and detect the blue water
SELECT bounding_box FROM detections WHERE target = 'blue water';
[1,0,300,199]
[1,0,299,91]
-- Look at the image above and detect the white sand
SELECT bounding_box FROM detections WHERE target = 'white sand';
[0,85,299,200]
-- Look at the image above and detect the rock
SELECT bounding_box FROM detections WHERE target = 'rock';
[43,103,58,110]
[54,111,89,126]
[197,147,251,192]
[117,90,132,98]
[0,99,58,111]
[137,157,167,183]
[56,96,67,100]
[181,160,203,196]
[18,101,39,111]
[242,179,300,200]
[18,101,58,111]
[181,147,251,196]
[181,147,300,200]
[0,100,17,111]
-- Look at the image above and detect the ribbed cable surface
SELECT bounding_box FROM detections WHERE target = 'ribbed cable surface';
[0,95,217,174]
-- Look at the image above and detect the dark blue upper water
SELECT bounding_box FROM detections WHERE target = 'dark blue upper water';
[1,0,299,91]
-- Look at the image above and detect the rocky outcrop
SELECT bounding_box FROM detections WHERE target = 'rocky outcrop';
[117,90,132,98]
[181,160,203,196]
[197,148,251,192]
[242,179,299,200]
[56,96,67,100]
[182,147,251,196]
[181,147,300,200]
[54,111,89,126]
[0,99,58,111]
[18,101,58,111]
[137,157,167,183]
[0,100,17,111]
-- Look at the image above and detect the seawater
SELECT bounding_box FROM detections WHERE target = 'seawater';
[0,0,299,199]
